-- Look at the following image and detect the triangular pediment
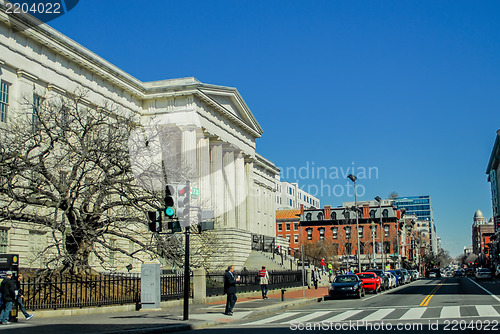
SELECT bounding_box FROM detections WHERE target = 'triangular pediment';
[198,86,263,137]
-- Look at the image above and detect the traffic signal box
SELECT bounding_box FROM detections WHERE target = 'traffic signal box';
[164,185,175,218]
[147,211,162,232]
[177,185,190,224]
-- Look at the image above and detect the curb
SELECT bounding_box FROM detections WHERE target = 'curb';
[101,324,193,334]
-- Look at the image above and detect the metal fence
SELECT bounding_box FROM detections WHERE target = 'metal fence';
[22,272,189,310]
[206,270,303,296]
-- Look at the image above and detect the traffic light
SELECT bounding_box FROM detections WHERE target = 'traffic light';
[164,185,175,218]
[167,220,182,233]
[147,210,162,232]
[177,185,190,222]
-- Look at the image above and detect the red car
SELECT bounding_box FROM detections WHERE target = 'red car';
[356,272,381,294]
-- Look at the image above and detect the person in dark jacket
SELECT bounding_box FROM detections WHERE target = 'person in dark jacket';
[223,265,240,316]
[16,274,33,320]
[0,271,17,324]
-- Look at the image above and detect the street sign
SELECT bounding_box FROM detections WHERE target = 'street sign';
[297,260,310,266]
[191,187,199,198]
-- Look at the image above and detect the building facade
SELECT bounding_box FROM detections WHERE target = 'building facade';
[472,210,494,256]
[275,181,320,210]
[393,196,438,255]
[0,4,279,271]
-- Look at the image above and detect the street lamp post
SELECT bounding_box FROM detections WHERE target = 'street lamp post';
[375,196,384,270]
[371,221,376,268]
[348,174,361,273]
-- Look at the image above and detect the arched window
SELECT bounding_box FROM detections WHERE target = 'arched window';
[331,212,337,220]
[382,209,389,218]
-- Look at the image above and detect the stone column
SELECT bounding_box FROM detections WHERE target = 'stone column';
[235,151,247,230]
[181,127,198,183]
[210,139,224,228]
[223,146,236,228]
[245,158,255,232]
[197,133,211,211]
[192,268,206,304]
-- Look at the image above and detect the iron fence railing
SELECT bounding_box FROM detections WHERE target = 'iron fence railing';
[22,272,190,310]
[206,270,303,296]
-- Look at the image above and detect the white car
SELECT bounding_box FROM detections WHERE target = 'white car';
[384,271,397,288]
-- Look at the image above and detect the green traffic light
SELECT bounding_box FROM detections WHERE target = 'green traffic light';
[165,207,175,217]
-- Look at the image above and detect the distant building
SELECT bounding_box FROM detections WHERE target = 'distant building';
[393,196,438,255]
[486,129,500,266]
[275,209,301,254]
[472,210,494,256]
[275,181,320,210]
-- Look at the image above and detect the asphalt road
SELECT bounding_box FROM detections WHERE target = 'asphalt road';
[195,277,500,333]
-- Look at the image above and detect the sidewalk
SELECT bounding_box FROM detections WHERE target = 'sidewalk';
[3,285,330,334]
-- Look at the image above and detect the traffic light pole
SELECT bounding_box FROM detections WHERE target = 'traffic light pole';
[183,181,190,321]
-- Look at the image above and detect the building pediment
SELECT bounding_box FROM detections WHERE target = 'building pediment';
[197,85,263,138]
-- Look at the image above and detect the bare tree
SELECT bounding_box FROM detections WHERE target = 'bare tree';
[389,192,399,199]
[0,90,182,274]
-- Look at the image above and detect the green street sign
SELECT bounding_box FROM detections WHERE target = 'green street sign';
[191,187,199,198]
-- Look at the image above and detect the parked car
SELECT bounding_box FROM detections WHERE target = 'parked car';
[356,272,381,294]
[384,271,397,288]
[466,268,475,277]
[409,270,419,280]
[388,269,403,286]
[366,269,390,291]
[329,275,365,299]
[475,268,493,281]
[399,268,412,283]
[454,270,464,277]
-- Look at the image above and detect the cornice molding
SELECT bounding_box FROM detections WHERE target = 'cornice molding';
[16,69,38,81]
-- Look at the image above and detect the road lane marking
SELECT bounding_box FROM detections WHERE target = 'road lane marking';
[468,278,500,303]
[440,306,460,318]
[476,305,500,317]
[360,308,395,321]
[289,311,331,323]
[248,312,300,325]
[323,310,363,322]
[420,279,445,306]
[400,307,427,320]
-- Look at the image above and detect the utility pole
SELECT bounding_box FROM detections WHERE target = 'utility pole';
[183,180,190,321]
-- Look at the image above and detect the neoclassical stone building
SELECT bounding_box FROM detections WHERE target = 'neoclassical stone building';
[0,4,279,271]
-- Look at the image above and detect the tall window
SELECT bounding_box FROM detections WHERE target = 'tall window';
[332,227,338,239]
[359,241,365,254]
[345,226,351,239]
[319,228,325,240]
[384,225,390,237]
[294,234,299,243]
[32,94,42,132]
[294,222,299,231]
[0,81,10,123]
[0,229,7,253]
[286,223,291,231]
[306,228,312,240]
[346,243,352,254]
[278,223,283,232]
[358,226,363,238]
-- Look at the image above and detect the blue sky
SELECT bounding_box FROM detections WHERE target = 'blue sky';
[49,0,500,257]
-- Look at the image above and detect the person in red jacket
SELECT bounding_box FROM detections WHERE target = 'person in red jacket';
[320,258,326,275]
[258,266,270,299]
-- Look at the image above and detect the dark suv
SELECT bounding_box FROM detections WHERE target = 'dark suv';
[366,269,389,291]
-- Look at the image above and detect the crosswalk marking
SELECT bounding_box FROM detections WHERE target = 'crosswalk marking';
[249,312,300,325]
[290,311,331,323]
[440,306,460,319]
[243,305,500,326]
[360,308,395,321]
[476,305,500,317]
[323,310,363,322]
[400,307,427,320]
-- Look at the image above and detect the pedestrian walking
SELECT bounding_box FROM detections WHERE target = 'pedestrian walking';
[0,271,17,325]
[313,268,320,289]
[15,274,33,321]
[320,258,326,275]
[258,266,270,299]
[223,265,240,316]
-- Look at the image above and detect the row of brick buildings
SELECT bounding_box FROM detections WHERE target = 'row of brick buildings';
[276,202,432,271]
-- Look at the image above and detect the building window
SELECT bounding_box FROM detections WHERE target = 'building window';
[371,225,377,238]
[384,241,391,253]
[286,235,291,243]
[345,226,351,239]
[346,243,352,254]
[294,234,299,243]
[286,223,291,231]
[382,209,389,218]
[358,226,363,238]
[332,227,338,239]
[278,223,282,232]
[384,225,389,237]
[319,228,325,240]
[32,94,42,132]
[289,199,293,206]
[0,229,7,253]
[306,228,312,240]
[359,241,365,254]
[331,212,337,220]
[294,222,299,231]
[0,81,10,123]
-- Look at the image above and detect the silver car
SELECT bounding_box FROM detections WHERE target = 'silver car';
[475,268,493,281]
